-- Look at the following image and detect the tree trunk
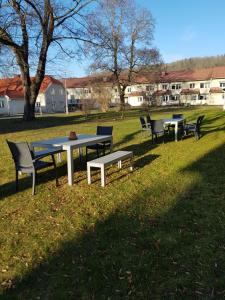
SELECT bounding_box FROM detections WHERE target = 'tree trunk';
[23,101,35,121]
[22,73,36,121]
[119,92,125,119]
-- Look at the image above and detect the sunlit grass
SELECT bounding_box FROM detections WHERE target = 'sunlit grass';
[0,106,225,299]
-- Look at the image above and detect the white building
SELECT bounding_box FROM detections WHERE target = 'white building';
[0,75,66,115]
[122,66,225,107]
[62,66,225,109]
[63,77,93,108]
[64,75,114,110]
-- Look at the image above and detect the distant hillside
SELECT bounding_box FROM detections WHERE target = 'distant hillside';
[166,54,225,71]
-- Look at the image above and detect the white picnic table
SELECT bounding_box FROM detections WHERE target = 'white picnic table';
[31,134,113,186]
[163,117,186,142]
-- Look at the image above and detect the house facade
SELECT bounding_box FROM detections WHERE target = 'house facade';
[64,75,114,110]
[120,66,225,107]
[0,75,66,115]
[64,77,93,108]
[60,66,225,109]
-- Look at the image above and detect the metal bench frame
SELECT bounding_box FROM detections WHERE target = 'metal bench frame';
[87,151,133,187]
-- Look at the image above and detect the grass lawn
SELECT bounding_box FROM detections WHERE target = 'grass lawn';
[0,106,225,299]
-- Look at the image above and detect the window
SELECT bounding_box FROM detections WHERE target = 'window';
[146,85,154,91]
[171,84,181,90]
[163,95,169,102]
[0,100,4,108]
[191,95,197,100]
[222,93,225,99]
[36,102,41,107]
[84,88,91,94]
[200,82,210,88]
[199,94,208,100]
[162,84,168,90]
[220,82,225,91]
[127,87,131,93]
[138,97,143,102]
[190,83,195,89]
[171,95,180,101]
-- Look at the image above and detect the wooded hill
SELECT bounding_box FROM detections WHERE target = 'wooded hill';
[166,54,225,71]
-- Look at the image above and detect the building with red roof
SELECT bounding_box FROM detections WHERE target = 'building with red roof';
[0,75,66,115]
[118,66,225,106]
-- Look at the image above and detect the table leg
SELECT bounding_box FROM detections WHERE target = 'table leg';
[67,148,74,185]
[78,148,82,163]
[110,136,113,153]
[87,164,91,184]
[130,155,134,171]
[118,160,122,169]
[101,165,106,187]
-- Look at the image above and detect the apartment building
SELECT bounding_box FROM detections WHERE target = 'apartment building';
[61,66,225,109]
[124,66,225,107]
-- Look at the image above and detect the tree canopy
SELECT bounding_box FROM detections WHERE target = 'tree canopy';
[86,0,162,115]
[0,0,94,120]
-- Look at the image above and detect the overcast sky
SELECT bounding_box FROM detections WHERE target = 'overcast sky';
[62,0,225,77]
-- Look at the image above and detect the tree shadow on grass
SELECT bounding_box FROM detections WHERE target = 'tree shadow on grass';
[0,109,145,135]
[1,142,225,299]
[0,159,72,201]
[0,106,206,135]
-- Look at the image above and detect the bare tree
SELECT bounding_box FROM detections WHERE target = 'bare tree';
[80,97,96,119]
[86,0,162,117]
[0,0,94,120]
[91,83,112,112]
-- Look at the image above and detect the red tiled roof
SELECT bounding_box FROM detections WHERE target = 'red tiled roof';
[180,88,200,95]
[39,76,63,93]
[63,77,93,88]
[209,87,224,93]
[0,76,24,98]
[61,66,225,88]
[63,75,113,88]
[0,75,63,99]
[160,66,225,82]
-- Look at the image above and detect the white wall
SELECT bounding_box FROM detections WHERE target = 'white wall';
[42,83,66,113]
[67,87,92,102]
[8,99,24,115]
[127,96,145,106]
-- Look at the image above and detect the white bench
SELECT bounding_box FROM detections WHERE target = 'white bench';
[87,151,133,187]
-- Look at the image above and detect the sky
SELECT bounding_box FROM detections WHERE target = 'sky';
[64,0,225,77]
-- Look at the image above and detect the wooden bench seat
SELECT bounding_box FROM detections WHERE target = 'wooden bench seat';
[87,150,133,187]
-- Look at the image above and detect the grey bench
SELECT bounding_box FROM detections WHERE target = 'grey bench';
[87,150,133,187]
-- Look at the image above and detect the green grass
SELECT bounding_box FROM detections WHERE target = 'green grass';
[0,106,225,299]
